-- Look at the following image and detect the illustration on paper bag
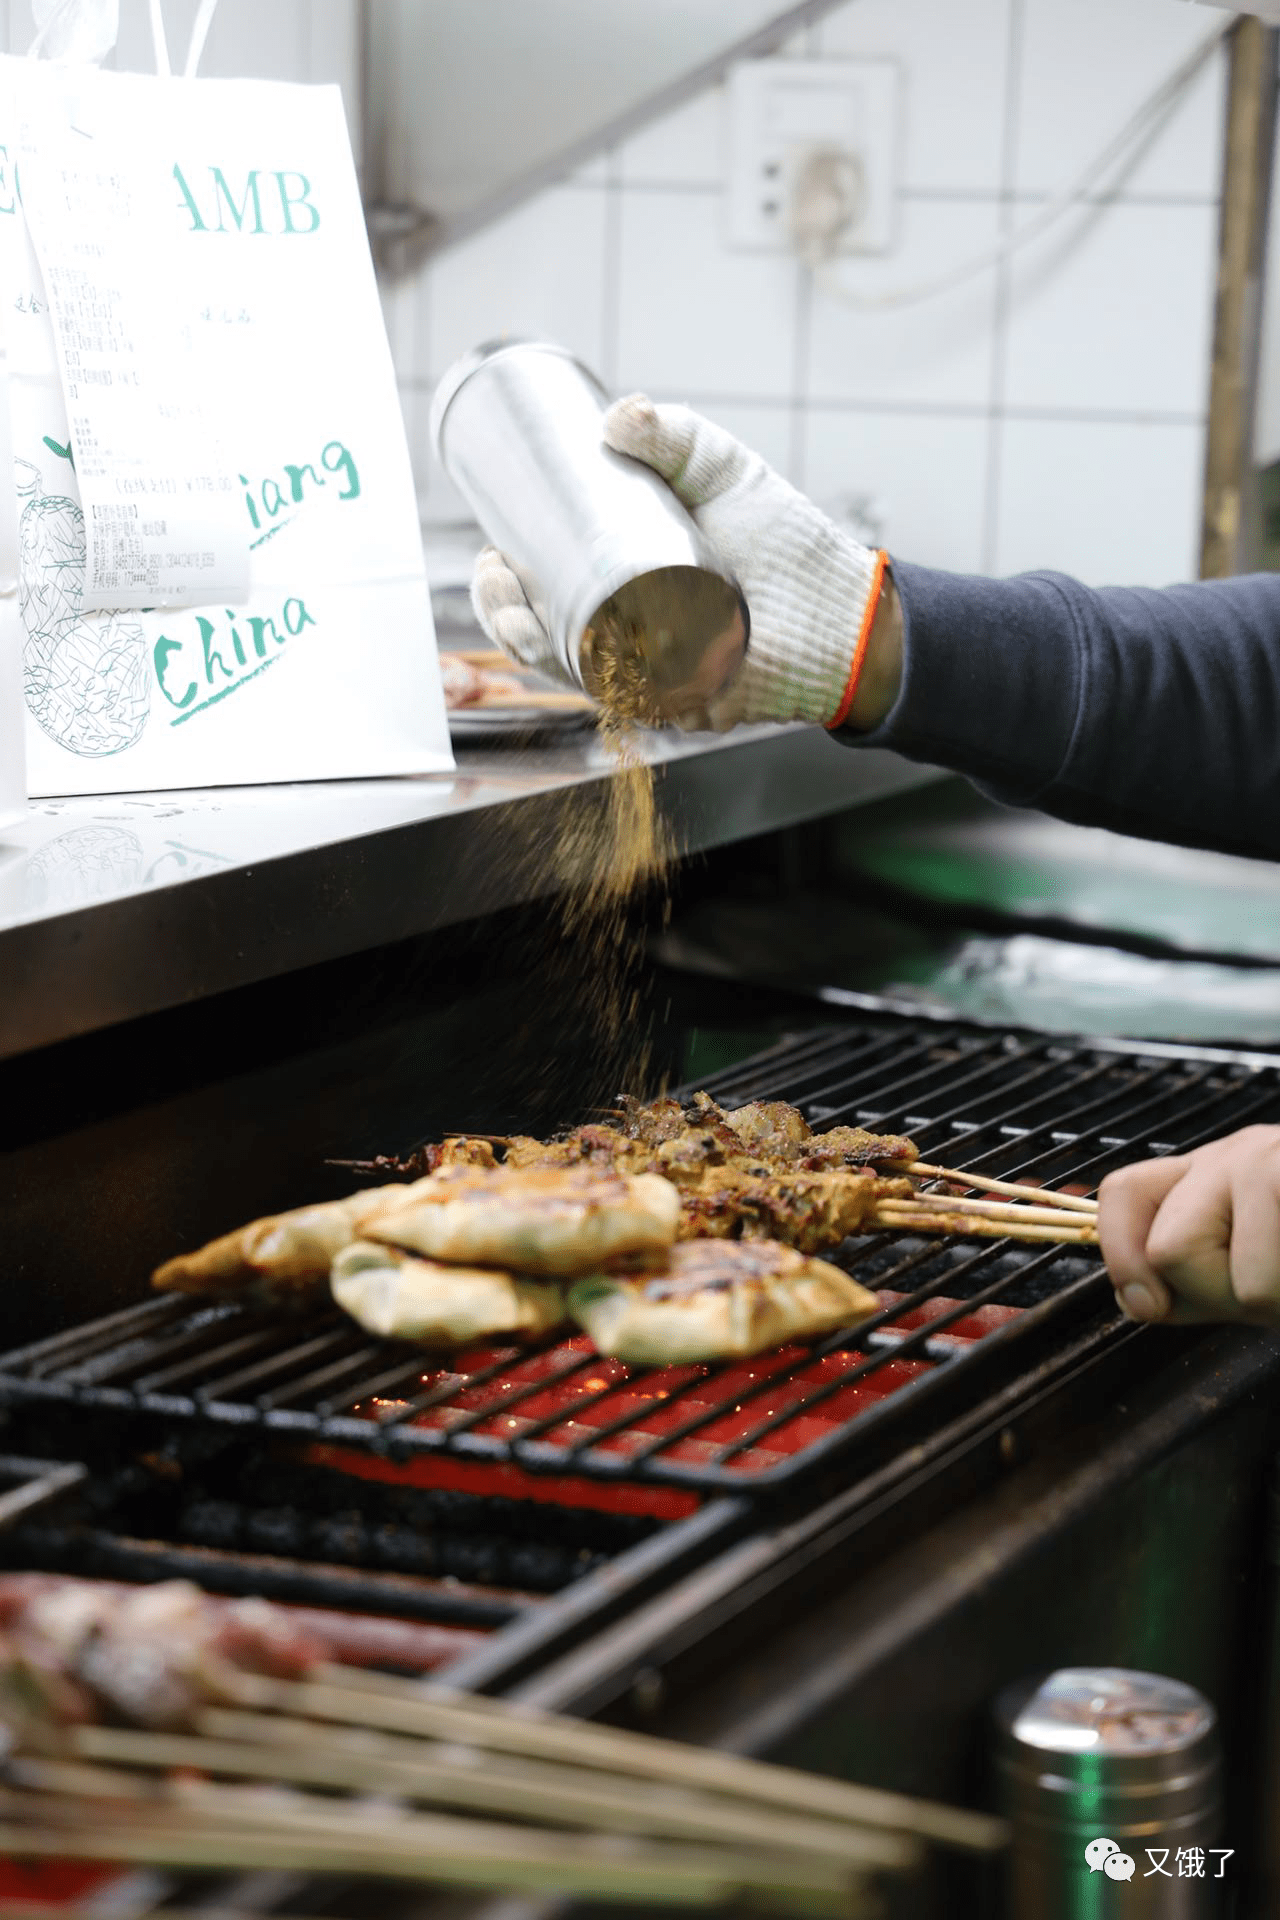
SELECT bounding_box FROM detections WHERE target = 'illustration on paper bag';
[16,453,149,757]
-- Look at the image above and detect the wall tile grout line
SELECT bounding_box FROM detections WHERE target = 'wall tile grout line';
[600,145,624,392]
[904,187,1220,210]
[393,372,1207,432]
[613,179,721,197]
[982,0,1026,576]
[608,179,1219,208]
[790,265,813,489]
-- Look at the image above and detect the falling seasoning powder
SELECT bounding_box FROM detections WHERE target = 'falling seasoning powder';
[557,641,674,1085]
[472,612,684,1105]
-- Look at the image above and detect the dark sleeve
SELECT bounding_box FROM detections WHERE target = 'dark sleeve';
[841,560,1280,863]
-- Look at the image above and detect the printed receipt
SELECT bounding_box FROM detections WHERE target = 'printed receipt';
[18,113,249,611]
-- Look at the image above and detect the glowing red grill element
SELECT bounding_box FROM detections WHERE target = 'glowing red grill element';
[309,1292,1023,1517]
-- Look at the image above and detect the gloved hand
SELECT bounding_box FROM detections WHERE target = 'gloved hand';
[470,394,894,731]
[1098,1126,1280,1325]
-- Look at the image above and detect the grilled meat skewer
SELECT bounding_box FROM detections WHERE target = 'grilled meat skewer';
[344,1094,917,1189]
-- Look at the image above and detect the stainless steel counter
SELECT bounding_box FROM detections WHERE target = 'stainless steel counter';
[0,725,933,1061]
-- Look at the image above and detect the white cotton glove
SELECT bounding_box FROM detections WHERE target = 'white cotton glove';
[469,395,887,730]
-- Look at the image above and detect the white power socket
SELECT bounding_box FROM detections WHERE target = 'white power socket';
[725,58,900,256]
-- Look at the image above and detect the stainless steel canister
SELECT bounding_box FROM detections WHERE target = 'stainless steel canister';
[995,1668,1224,1918]
[429,339,748,719]
[1250,1450,1280,1912]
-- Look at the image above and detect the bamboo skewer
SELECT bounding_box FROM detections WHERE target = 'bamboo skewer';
[0,1796,864,1913]
[240,1665,1009,1856]
[907,1162,1097,1213]
[894,1192,1095,1229]
[61,1756,870,1890]
[4,1750,882,1913]
[70,1716,918,1874]
[450,648,528,668]
[870,1205,1096,1245]
[175,1775,875,1915]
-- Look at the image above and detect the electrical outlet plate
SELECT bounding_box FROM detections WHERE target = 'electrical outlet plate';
[726,57,900,255]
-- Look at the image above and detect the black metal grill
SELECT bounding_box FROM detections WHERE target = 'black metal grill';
[2,1013,1276,1505]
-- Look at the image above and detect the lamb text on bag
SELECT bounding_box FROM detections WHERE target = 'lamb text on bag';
[173,165,320,235]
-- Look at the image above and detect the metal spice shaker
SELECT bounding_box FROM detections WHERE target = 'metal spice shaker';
[1250,1450,1280,1911]
[995,1667,1223,1918]
[429,339,748,719]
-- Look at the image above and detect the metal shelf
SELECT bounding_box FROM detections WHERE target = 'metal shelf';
[0,729,933,1060]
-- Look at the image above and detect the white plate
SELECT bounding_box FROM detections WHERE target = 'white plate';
[448,703,596,741]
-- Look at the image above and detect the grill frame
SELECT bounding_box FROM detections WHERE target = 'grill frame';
[4,1010,1273,1506]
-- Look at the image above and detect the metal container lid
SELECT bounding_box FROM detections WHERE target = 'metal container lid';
[428,337,606,459]
[1265,1451,1280,1565]
[426,335,748,718]
[996,1669,1220,1832]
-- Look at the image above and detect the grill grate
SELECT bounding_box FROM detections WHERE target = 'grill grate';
[3,1014,1276,1501]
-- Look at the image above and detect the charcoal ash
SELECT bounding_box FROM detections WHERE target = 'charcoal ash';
[242,1506,308,1558]
[370,1522,438,1577]
[308,1511,369,1565]
[179,1498,242,1551]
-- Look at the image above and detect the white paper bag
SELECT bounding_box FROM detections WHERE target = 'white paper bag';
[0,324,24,827]
[0,46,451,795]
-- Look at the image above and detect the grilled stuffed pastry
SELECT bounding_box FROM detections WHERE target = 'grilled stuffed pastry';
[150,1138,501,1306]
[151,1182,435,1308]
[331,1242,565,1346]
[567,1237,880,1365]
[363,1164,681,1277]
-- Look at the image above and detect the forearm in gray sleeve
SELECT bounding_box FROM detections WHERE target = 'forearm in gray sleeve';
[843,560,1280,862]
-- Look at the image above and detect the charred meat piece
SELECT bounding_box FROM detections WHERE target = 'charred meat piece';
[0,1575,481,1736]
[331,1135,500,1183]
[353,1097,917,1190]
[613,1094,690,1144]
[508,1096,916,1182]
[676,1167,913,1254]
[503,1123,662,1175]
[719,1099,812,1155]
[795,1125,919,1170]
[0,1576,323,1732]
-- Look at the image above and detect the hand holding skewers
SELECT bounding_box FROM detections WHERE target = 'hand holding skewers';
[1099,1125,1280,1326]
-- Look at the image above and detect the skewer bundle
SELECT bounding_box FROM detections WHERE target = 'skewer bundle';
[874,1161,1099,1246]
[429,1141,1101,1248]
[0,1595,1007,1915]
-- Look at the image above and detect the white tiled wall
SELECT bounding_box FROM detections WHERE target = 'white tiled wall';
[396,0,1226,588]
[2,0,1229,587]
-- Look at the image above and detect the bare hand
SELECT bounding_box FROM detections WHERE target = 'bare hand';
[1097,1126,1280,1325]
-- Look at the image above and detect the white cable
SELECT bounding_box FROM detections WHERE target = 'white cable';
[148,0,170,76]
[28,0,77,57]
[183,0,218,77]
[28,0,117,61]
[810,16,1232,311]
